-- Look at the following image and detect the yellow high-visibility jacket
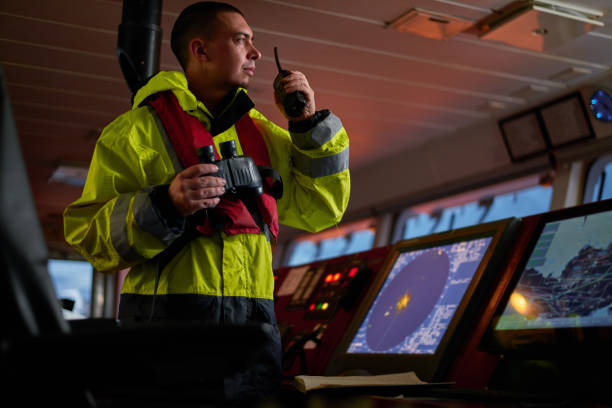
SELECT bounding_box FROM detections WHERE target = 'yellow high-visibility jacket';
[63,71,350,322]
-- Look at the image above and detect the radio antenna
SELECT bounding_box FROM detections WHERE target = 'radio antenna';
[274,46,284,73]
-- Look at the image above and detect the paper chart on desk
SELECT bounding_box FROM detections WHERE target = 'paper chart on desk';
[294,371,427,392]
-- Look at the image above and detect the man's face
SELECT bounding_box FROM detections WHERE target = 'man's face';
[203,11,261,92]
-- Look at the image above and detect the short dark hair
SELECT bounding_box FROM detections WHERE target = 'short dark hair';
[170,2,243,70]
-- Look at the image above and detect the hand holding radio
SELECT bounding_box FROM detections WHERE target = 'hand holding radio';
[273,47,315,121]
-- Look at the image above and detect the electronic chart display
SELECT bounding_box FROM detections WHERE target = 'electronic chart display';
[347,236,493,355]
[494,209,612,331]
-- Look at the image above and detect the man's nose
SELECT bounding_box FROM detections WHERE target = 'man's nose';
[249,45,261,60]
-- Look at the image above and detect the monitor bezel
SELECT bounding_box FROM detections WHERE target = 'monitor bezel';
[481,198,612,356]
[325,218,519,381]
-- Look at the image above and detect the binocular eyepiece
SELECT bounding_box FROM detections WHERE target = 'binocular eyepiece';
[197,140,238,163]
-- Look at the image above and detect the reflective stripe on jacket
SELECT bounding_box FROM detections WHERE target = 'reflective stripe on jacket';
[63,71,350,309]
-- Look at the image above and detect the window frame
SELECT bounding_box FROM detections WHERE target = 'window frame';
[582,154,612,204]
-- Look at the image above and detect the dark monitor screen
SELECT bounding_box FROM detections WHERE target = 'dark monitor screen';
[326,218,519,381]
[483,199,612,353]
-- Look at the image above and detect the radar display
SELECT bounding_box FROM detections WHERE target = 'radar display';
[496,210,612,330]
[347,237,492,354]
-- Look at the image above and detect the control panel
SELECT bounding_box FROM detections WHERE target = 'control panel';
[274,246,391,376]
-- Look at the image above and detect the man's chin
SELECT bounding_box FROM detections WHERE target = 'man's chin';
[227,76,251,91]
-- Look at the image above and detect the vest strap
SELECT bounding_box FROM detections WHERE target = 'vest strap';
[258,165,283,200]
[147,90,279,239]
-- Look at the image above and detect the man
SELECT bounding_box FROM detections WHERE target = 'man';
[64,1,349,402]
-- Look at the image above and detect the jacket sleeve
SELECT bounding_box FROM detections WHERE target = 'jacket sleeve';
[251,109,350,233]
[63,112,185,273]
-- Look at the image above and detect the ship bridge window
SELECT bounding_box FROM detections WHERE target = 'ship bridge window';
[284,219,376,267]
[47,258,93,319]
[583,155,612,203]
[394,177,553,243]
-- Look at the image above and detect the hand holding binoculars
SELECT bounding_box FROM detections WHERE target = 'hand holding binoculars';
[196,140,264,197]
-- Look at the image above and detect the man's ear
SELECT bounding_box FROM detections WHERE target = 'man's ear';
[189,38,208,62]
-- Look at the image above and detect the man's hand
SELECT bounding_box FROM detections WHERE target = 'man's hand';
[274,70,315,121]
[169,164,226,216]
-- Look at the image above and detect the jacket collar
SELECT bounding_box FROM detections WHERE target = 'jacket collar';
[209,88,254,136]
[133,71,254,135]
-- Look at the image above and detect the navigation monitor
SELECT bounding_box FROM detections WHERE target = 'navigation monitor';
[483,199,612,353]
[326,218,520,381]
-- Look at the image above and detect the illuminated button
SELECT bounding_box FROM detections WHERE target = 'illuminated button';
[324,274,333,283]
[348,267,359,278]
[309,304,316,311]
[321,302,329,310]
[316,303,323,310]
[333,273,341,281]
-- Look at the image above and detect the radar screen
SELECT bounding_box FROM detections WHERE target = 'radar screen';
[347,236,493,354]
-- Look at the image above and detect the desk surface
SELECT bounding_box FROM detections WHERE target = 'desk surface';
[277,384,612,408]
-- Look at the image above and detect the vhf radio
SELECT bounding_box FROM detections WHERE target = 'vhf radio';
[196,140,264,196]
[273,47,306,118]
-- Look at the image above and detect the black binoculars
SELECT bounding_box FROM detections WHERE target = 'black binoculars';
[196,140,264,196]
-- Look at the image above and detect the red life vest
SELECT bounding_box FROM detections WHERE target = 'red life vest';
[148,90,279,239]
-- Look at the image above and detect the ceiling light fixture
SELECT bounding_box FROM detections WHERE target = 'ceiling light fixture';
[550,67,593,82]
[512,84,550,100]
[534,0,603,25]
[478,1,604,52]
[387,8,474,40]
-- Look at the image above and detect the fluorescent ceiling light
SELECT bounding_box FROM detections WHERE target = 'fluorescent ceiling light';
[512,84,550,99]
[550,67,592,82]
[535,0,603,23]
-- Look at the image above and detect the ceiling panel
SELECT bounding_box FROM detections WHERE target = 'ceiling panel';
[2,0,612,252]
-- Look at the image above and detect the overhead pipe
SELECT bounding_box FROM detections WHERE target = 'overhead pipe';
[117,0,163,94]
